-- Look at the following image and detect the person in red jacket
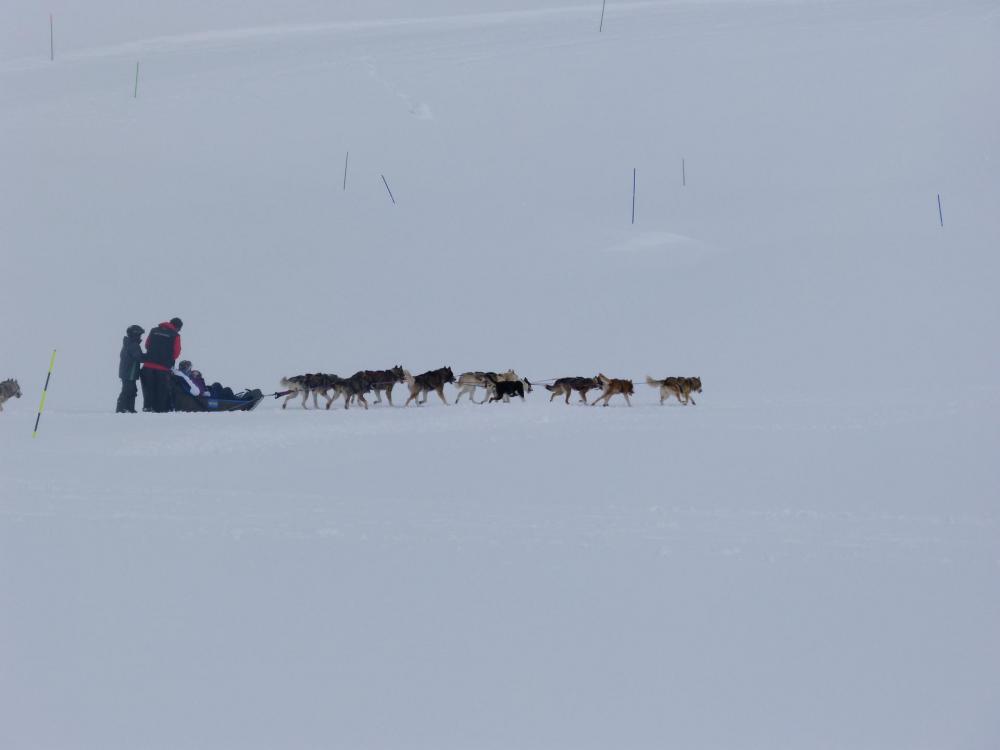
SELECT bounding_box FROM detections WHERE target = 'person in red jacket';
[140,317,183,412]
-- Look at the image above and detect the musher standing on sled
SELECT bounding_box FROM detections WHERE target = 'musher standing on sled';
[140,317,183,412]
[116,324,146,413]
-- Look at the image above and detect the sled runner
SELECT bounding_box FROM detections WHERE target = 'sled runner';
[171,380,264,412]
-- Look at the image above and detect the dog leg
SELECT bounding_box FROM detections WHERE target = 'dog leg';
[624,393,632,407]
[386,385,394,406]
[359,393,369,410]
[436,386,449,405]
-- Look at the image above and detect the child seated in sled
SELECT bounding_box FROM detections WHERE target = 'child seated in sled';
[175,360,207,396]
[176,360,257,402]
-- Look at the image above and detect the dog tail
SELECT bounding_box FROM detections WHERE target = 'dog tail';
[544,383,556,392]
[403,369,415,389]
[646,375,665,388]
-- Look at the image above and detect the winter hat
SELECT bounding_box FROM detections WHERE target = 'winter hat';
[170,317,183,330]
[178,360,192,371]
[126,324,144,337]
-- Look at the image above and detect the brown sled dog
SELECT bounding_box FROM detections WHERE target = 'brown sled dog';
[403,367,455,406]
[545,376,601,405]
[592,374,634,406]
[361,366,406,406]
[645,376,702,405]
[328,371,373,410]
[337,367,407,409]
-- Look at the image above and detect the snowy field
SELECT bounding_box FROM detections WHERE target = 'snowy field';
[2,0,999,748]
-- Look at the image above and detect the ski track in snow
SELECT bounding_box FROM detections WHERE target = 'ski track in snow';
[0,2,681,73]
[1,0,964,74]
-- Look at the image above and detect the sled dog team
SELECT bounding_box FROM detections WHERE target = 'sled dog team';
[0,372,703,415]
[279,368,702,409]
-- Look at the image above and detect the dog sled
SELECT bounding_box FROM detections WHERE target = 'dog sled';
[171,379,264,413]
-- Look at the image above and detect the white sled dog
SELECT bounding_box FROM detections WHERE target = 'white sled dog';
[454,370,521,404]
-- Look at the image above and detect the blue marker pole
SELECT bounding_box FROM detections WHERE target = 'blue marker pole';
[937,194,944,227]
[600,0,607,32]
[381,174,396,205]
[631,168,636,224]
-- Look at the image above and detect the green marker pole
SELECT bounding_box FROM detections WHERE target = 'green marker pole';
[32,350,56,438]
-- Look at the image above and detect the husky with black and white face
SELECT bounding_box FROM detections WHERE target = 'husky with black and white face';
[0,378,22,412]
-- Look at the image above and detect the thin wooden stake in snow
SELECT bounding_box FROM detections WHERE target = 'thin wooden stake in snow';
[937,193,944,227]
[381,174,396,205]
[682,158,686,187]
[632,168,636,224]
[49,14,54,61]
[343,152,349,191]
[134,61,140,98]
[600,0,607,32]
